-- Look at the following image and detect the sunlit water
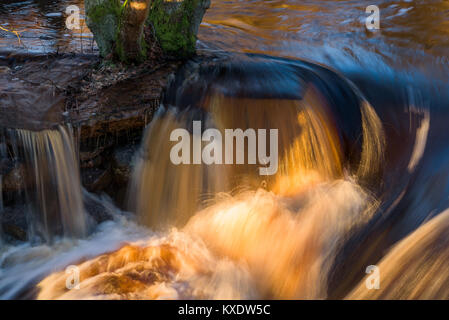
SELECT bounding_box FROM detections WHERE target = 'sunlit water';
[1,0,449,299]
[1,0,448,72]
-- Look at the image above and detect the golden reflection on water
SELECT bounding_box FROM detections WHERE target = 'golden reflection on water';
[348,209,449,300]
[36,81,386,299]
[2,0,448,66]
[200,0,449,69]
[1,0,448,300]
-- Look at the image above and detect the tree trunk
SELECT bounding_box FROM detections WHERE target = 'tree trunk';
[85,0,210,63]
[117,0,151,63]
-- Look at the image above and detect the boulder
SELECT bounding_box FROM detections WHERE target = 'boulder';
[84,0,121,57]
[148,0,211,58]
[116,0,152,62]
[85,0,211,61]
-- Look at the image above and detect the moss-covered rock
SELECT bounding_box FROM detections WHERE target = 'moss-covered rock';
[117,0,151,63]
[85,0,210,62]
[85,0,121,57]
[147,0,211,58]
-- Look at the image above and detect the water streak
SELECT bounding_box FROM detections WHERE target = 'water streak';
[15,125,87,242]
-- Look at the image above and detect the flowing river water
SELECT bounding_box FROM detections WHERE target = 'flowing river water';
[0,0,449,299]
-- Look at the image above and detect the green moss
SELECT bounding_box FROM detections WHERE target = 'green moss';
[113,1,147,63]
[140,35,148,58]
[87,0,121,24]
[85,0,122,57]
[114,35,147,64]
[115,6,126,63]
[115,35,126,62]
[89,0,202,63]
[147,0,199,58]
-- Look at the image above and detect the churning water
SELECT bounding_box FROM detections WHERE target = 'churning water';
[1,0,449,299]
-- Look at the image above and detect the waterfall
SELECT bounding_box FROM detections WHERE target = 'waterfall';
[14,125,87,242]
[128,109,231,228]
[3,56,391,299]
[348,208,449,299]
[129,58,385,230]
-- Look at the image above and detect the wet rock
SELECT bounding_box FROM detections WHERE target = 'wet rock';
[1,204,28,242]
[1,159,30,206]
[0,54,95,131]
[80,147,105,169]
[2,223,27,242]
[81,167,113,192]
[0,51,183,217]
[0,157,14,176]
[80,147,105,163]
[0,51,179,139]
[112,144,138,185]
[84,192,113,223]
[80,153,103,169]
[2,163,30,193]
[67,60,179,140]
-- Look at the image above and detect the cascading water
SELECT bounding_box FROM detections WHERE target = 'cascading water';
[9,126,87,242]
[1,56,448,300]
[0,125,92,298]
[26,56,387,300]
[130,57,385,230]
[348,208,449,299]
[1,0,449,301]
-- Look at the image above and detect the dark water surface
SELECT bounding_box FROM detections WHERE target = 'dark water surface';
[0,0,91,54]
[1,1,448,72]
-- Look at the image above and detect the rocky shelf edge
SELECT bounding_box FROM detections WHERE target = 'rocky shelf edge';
[0,0,214,242]
[0,52,181,241]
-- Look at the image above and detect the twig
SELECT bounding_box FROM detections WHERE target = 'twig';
[0,25,23,46]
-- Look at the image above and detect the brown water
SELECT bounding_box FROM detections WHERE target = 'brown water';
[0,0,92,54]
[16,126,87,242]
[2,0,448,71]
[1,0,449,300]
[200,0,449,72]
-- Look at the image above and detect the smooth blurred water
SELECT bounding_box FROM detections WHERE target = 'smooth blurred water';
[1,1,448,74]
[199,0,449,76]
[1,0,449,300]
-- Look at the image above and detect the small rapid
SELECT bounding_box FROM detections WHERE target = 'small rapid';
[1,0,448,300]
